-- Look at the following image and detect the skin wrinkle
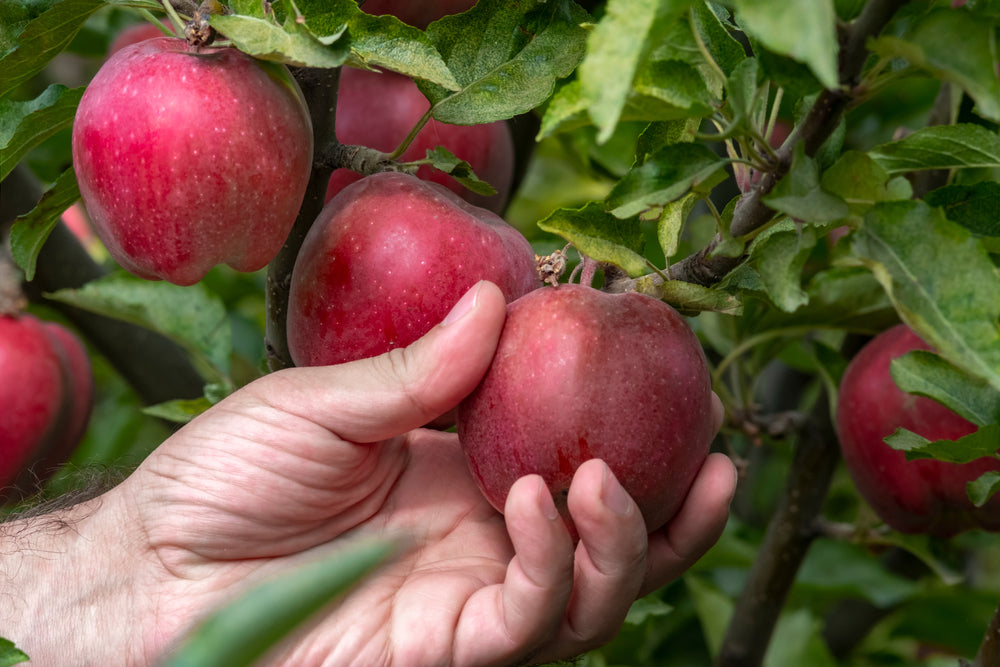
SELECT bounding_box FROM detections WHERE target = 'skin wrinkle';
[378,345,449,425]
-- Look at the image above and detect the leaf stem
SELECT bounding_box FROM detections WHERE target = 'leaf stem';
[388,108,434,161]
[139,8,176,36]
[160,0,187,36]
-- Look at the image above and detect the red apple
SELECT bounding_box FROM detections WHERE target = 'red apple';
[360,0,477,28]
[288,171,539,367]
[0,314,94,501]
[327,66,514,214]
[456,284,716,537]
[836,323,1000,537]
[72,37,313,286]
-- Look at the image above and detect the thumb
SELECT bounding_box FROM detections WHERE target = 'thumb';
[259,280,508,443]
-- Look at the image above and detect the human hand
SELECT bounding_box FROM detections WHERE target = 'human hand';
[3,281,736,666]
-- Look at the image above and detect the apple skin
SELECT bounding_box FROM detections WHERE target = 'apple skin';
[288,171,539,367]
[326,66,514,214]
[0,314,94,501]
[836,323,1000,538]
[456,284,716,537]
[72,37,313,286]
[360,0,477,28]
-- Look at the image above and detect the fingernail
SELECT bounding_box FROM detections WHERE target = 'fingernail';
[441,281,482,327]
[601,462,632,516]
[537,477,560,521]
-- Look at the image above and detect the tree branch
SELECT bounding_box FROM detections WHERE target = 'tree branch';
[971,600,1000,667]
[264,66,339,371]
[715,396,840,667]
[715,331,872,666]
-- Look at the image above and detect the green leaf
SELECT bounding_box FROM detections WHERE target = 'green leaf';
[731,0,839,90]
[210,14,350,68]
[0,1,58,55]
[542,4,722,140]
[636,118,701,164]
[623,596,673,626]
[536,79,588,139]
[752,38,824,100]
[877,532,963,585]
[142,397,214,424]
[8,167,80,281]
[891,349,1000,426]
[766,608,838,667]
[420,0,589,125]
[657,191,698,260]
[632,57,715,119]
[537,201,647,277]
[45,272,233,383]
[749,218,818,312]
[684,574,732,658]
[578,0,695,143]
[690,2,745,77]
[160,538,398,667]
[763,144,849,223]
[850,200,1000,394]
[759,265,896,332]
[885,424,1000,464]
[926,181,1000,237]
[296,0,459,89]
[0,0,103,100]
[797,537,916,608]
[644,277,744,316]
[0,84,82,182]
[0,638,28,667]
[869,123,1000,174]
[968,470,1000,507]
[820,150,893,214]
[419,145,497,196]
[870,7,1000,122]
[538,68,711,140]
[605,142,727,218]
[725,57,760,128]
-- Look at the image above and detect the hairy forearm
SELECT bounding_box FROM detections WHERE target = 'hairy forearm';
[0,491,145,665]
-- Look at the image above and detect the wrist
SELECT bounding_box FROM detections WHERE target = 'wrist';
[0,489,145,665]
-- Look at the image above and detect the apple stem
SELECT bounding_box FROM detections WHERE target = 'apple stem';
[576,255,600,288]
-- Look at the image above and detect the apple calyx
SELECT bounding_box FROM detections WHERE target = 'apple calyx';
[536,245,570,287]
